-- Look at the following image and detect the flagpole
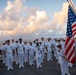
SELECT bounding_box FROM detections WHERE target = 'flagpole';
[67,0,76,15]
[69,0,76,12]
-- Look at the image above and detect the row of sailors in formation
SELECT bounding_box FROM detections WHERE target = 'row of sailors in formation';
[0,38,72,75]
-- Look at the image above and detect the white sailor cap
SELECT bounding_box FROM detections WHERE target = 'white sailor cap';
[57,38,60,40]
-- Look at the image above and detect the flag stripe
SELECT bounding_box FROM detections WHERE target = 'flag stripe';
[69,52,75,62]
[73,32,76,36]
[68,49,74,60]
[71,56,75,64]
[72,29,76,32]
[72,24,76,28]
[67,45,73,58]
[72,22,76,28]
[65,37,73,55]
[65,39,74,55]
[65,36,70,47]
[72,31,76,36]
[72,26,76,31]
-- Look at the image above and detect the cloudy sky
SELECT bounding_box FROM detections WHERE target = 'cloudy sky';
[0,0,76,41]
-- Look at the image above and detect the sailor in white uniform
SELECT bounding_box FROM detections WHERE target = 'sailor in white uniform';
[17,38,24,68]
[29,42,34,66]
[4,41,8,66]
[24,42,29,63]
[10,39,16,62]
[32,41,36,61]
[56,39,61,63]
[0,43,6,64]
[46,38,52,61]
[41,37,45,59]
[52,39,57,58]
[57,44,70,75]
[15,41,18,64]
[35,43,42,68]
[39,42,44,63]
[61,39,73,67]
[5,40,13,70]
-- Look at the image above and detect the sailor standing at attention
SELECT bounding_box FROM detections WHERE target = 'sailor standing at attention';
[46,38,52,61]
[4,41,8,66]
[17,38,24,68]
[39,42,44,63]
[5,40,14,70]
[29,42,34,66]
[35,43,42,68]
[41,37,45,59]
[10,39,16,62]
[24,42,29,63]
[15,41,18,65]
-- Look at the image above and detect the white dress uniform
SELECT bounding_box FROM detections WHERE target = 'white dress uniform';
[29,45,34,65]
[32,43,36,61]
[24,44,29,62]
[56,43,61,64]
[17,42,24,68]
[14,43,18,64]
[40,45,44,62]
[46,41,52,61]
[10,42,16,62]
[35,47,42,68]
[52,41,57,57]
[4,44,8,66]
[41,41,45,59]
[58,48,70,75]
[0,45,6,64]
[56,43,60,60]
[5,44,13,70]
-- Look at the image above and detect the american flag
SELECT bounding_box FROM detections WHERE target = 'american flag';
[64,5,76,64]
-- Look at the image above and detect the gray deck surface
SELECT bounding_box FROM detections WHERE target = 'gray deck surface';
[0,55,76,75]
